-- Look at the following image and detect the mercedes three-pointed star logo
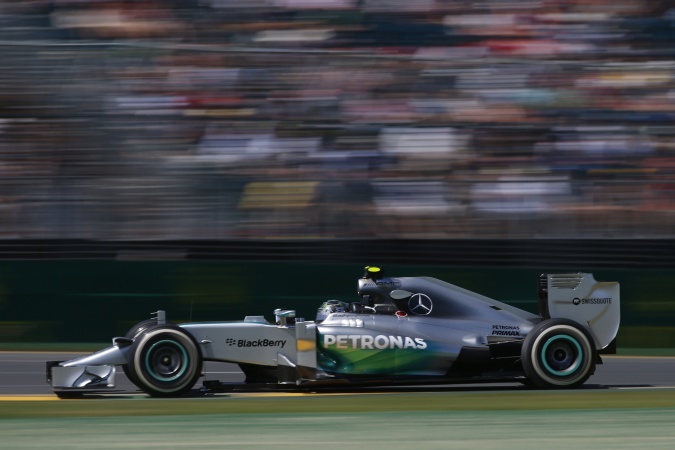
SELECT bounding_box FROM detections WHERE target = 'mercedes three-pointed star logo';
[408,293,433,315]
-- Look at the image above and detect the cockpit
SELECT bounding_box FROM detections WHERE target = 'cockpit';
[315,266,408,321]
[315,266,542,325]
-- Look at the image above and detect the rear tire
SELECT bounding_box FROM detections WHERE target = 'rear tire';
[521,319,595,389]
[128,324,202,397]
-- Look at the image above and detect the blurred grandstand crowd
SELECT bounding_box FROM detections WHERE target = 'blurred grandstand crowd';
[1,0,675,239]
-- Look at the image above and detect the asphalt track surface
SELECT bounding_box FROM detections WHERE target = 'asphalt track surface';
[1,351,674,395]
[1,352,675,449]
[0,352,675,396]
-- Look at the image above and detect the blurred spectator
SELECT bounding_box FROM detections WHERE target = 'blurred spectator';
[1,0,675,238]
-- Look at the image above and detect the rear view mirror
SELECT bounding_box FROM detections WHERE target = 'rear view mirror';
[390,289,413,300]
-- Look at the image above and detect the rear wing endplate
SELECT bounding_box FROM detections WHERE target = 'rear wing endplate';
[539,273,620,350]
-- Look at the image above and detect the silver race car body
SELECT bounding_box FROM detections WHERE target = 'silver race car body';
[47,268,620,397]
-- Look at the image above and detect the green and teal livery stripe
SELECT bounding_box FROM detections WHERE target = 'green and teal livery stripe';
[318,342,449,375]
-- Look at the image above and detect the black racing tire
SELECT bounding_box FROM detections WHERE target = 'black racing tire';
[55,391,84,399]
[122,319,159,389]
[125,319,159,340]
[128,324,202,397]
[519,378,535,387]
[521,318,596,389]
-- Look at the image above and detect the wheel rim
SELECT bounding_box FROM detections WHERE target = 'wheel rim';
[144,339,189,382]
[541,334,582,377]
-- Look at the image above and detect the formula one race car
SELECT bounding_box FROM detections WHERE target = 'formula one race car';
[47,267,620,397]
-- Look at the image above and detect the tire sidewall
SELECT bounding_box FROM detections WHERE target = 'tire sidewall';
[522,319,595,388]
[123,319,159,388]
[130,326,202,397]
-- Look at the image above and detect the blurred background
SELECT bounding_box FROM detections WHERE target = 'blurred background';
[2,0,675,239]
[1,0,675,348]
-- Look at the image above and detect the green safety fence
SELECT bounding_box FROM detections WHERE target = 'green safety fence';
[0,259,672,348]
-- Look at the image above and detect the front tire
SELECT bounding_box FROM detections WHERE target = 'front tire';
[123,319,159,389]
[128,325,202,397]
[521,319,596,389]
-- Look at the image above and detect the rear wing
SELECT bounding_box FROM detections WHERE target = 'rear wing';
[538,273,620,351]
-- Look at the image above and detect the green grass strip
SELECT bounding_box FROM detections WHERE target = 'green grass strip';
[3,389,675,419]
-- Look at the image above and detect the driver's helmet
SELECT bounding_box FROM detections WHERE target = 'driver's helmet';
[316,300,348,322]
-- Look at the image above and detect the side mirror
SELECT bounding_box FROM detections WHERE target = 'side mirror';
[390,289,413,300]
